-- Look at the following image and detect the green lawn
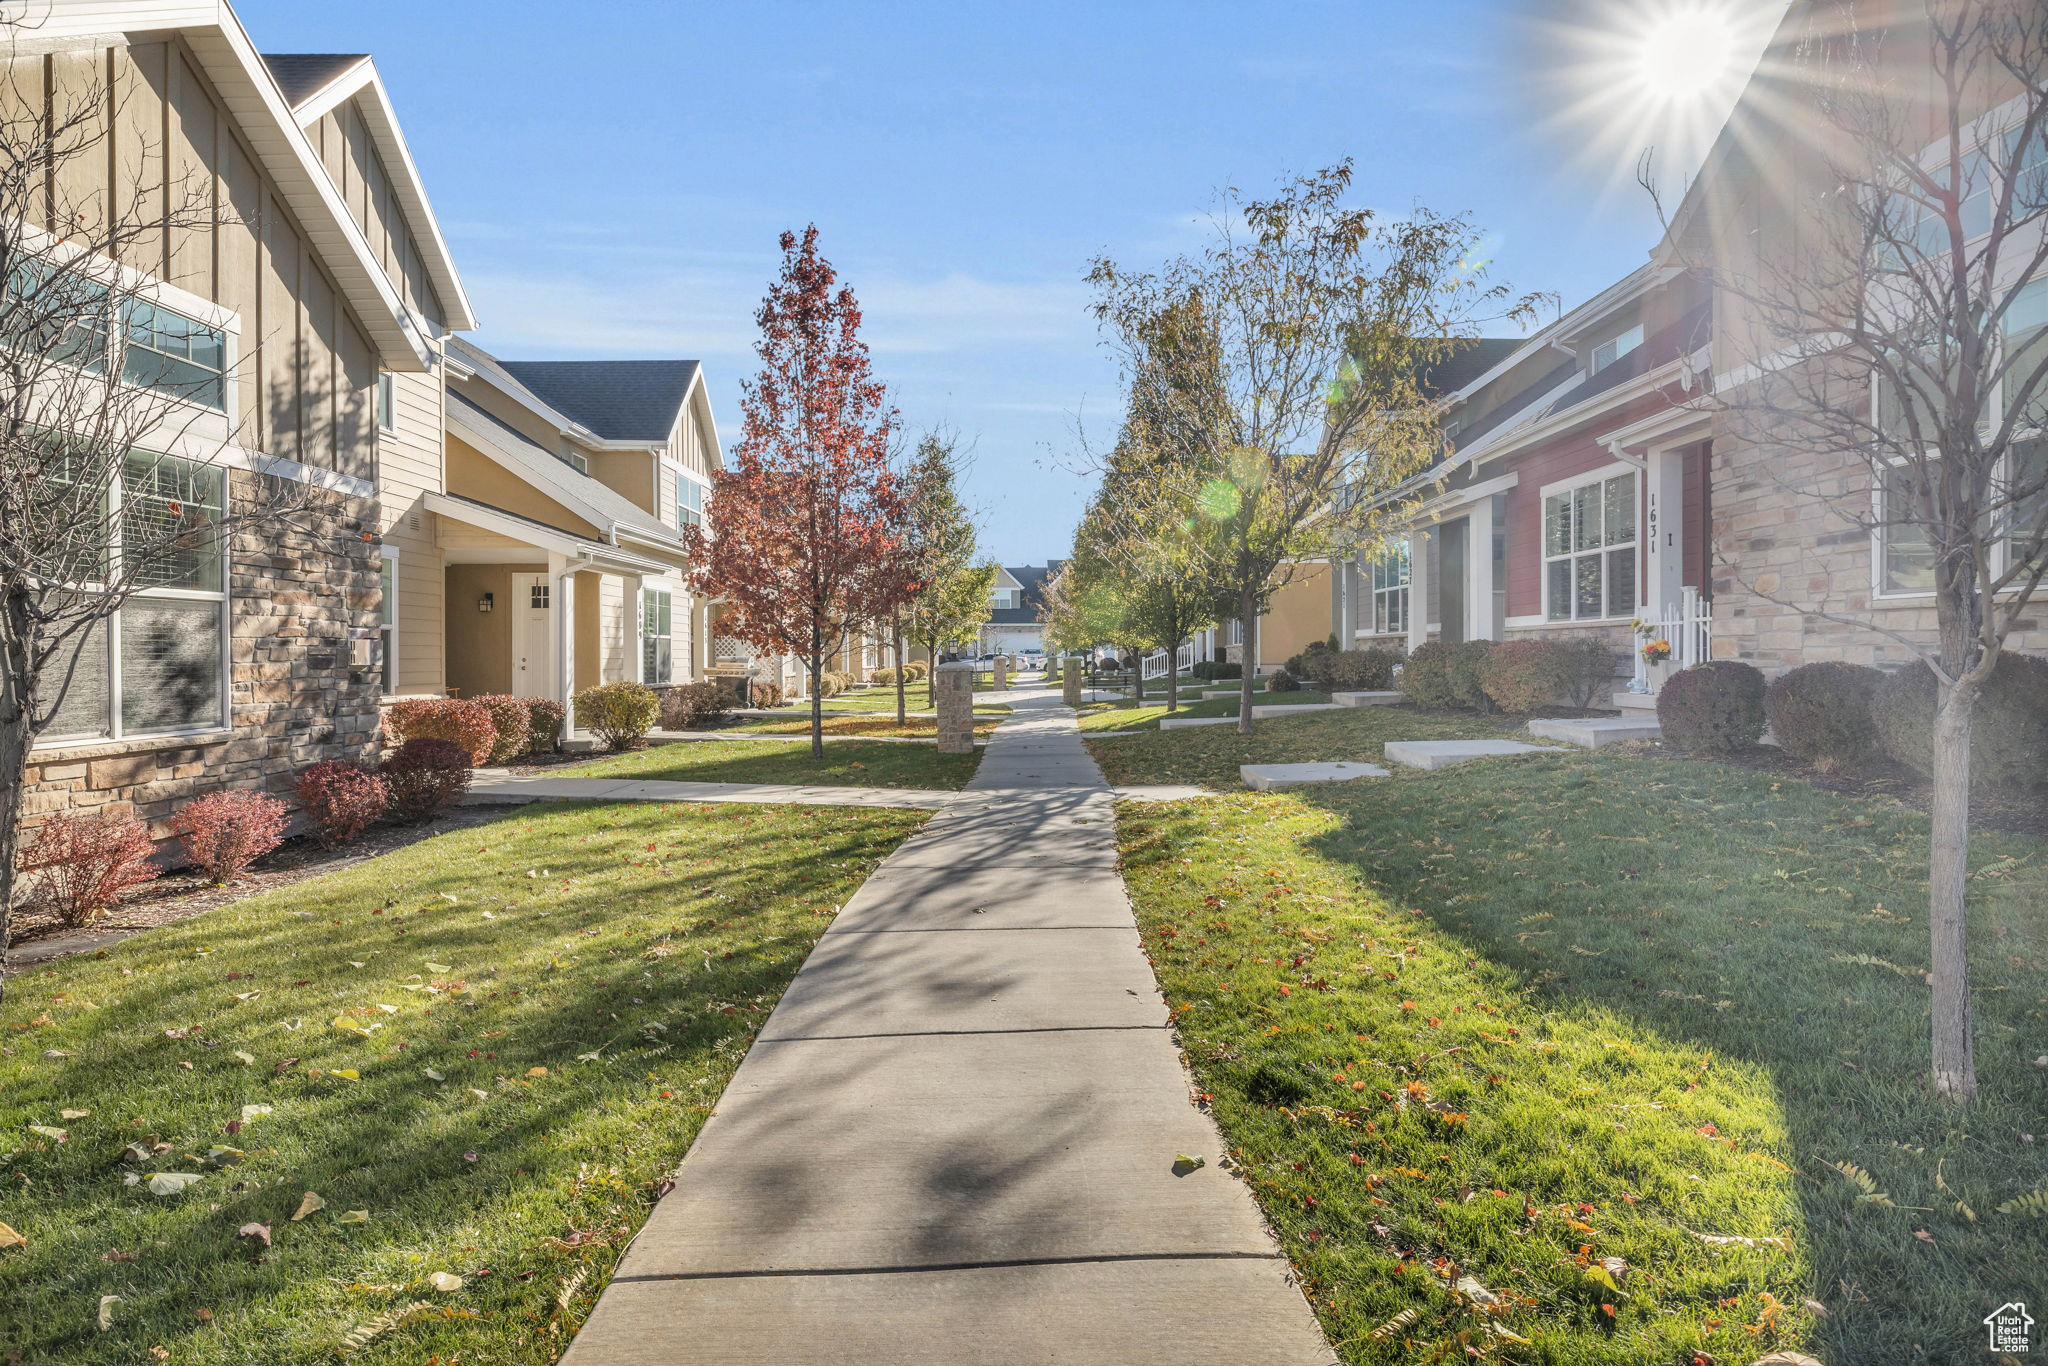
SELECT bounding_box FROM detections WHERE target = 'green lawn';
[805,689,1011,717]
[569,737,982,789]
[728,715,1004,741]
[1085,703,1532,783]
[1076,687,1337,735]
[0,800,924,1364]
[1119,756,2048,1363]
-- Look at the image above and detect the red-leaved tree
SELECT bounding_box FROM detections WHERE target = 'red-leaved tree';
[684,226,909,757]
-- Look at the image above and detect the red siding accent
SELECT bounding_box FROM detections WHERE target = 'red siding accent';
[1498,390,1677,620]
[1682,442,1709,592]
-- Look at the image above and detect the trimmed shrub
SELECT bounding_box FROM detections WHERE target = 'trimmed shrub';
[294,760,389,849]
[1556,636,1620,708]
[1266,668,1301,693]
[1306,647,1404,693]
[172,789,290,884]
[1871,653,2048,791]
[1764,661,1884,766]
[523,698,565,755]
[380,737,473,823]
[1283,640,1333,678]
[1212,661,1243,681]
[1478,638,1574,714]
[1445,640,1497,712]
[574,681,660,751]
[904,661,929,682]
[19,810,160,927]
[1656,661,1767,754]
[384,697,498,766]
[751,680,784,709]
[871,667,900,686]
[1397,641,1459,707]
[470,694,533,765]
[661,680,733,730]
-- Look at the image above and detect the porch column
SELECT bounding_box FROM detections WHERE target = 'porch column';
[1644,444,1687,619]
[621,574,644,683]
[1338,559,1362,643]
[550,552,578,735]
[1406,529,1432,653]
[1465,500,1498,641]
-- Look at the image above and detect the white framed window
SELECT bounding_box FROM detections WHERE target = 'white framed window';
[1542,468,1638,622]
[1872,277,2048,596]
[642,588,674,685]
[5,263,228,412]
[1368,545,1409,635]
[41,452,230,743]
[377,549,399,694]
[376,372,397,433]
[1589,324,1644,376]
[675,471,705,529]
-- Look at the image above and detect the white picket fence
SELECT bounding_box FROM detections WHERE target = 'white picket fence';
[1140,639,1198,681]
[1632,587,1714,694]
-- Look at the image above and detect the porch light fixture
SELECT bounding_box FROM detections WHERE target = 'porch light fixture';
[478,592,494,613]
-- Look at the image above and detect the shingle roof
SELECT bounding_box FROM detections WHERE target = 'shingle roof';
[1418,338,1523,399]
[260,54,369,110]
[989,564,1054,625]
[497,360,700,443]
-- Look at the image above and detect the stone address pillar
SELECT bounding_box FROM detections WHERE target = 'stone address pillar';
[993,655,1008,690]
[935,661,976,754]
[1044,654,1059,684]
[1061,655,1083,708]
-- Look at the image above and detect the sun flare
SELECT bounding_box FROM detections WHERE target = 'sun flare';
[1633,8,1742,103]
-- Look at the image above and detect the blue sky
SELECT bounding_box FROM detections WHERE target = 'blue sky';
[242,0,1775,566]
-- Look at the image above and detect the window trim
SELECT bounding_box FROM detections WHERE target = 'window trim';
[376,371,398,434]
[378,546,400,696]
[641,585,676,686]
[1539,463,1640,623]
[33,452,233,749]
[1367,545,1410,636]
[674,468,707,530]
[1589,324,1645,375]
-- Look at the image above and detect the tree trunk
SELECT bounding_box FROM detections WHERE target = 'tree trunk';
[0,619,37,1002]
[1167,638,1180,714]
[1238,587,1258,736]
[893,620,906,727]
[1133,646,1145,705]
[1928,680,1978,1103]
[808,621,825,762]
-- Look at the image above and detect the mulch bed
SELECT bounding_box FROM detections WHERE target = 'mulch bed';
[7,805,512,959]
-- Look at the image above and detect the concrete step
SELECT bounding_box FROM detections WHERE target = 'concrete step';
[1332,690,1402,707]
[1383,739,1555,771]
[1612,689,1658,712]
[1527,716,1662,749]
[1241,761,1390,791]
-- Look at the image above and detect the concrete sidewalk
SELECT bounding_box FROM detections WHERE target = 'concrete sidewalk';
[560,686,1334,1365]
[466,772,961,810]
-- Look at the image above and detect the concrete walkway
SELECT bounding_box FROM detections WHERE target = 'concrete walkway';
[468,772,961,810]
[561,686,1334,1365]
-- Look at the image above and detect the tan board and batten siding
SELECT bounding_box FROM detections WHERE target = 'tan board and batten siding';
[8,38,383,478]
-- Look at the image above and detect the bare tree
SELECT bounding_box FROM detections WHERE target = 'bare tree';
[0,38,308,990]
[1088,162,1544,733]
[1661,0,2048,1102]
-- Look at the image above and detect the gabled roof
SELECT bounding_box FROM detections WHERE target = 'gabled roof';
[499,361,703,443]
[990,564,1054,625]
[1420,339,1523,399]
[263,51,476,333]
[22,4,455,364]
[260,53,368,109]
[447,391,681,550]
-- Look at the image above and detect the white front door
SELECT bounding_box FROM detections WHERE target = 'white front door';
[511,573,553,698]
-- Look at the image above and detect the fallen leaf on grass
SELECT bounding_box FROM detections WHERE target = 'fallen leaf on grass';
[425,962,453,974]
[233,1050,255,1065]
[146,1173,203,1195]
[98,1295,121,1331]
[0,1222,24,1250]
[27,1125,66,1143]
[426,1272,464,1293]
[235,1222,271,1248]
[58,1108,89,1120]
[239,1105,272,1123]
[291,1191,326,1221]
[337,1210,370,1224]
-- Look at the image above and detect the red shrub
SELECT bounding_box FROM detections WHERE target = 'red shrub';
[294,760,389,848]
[383,697,498,766]
[172,789,291,883]
[18,810,161,927]
[523,698,565,755]
[1478,638,1573,714]
[380,737,473,823]
[471,694,533,765]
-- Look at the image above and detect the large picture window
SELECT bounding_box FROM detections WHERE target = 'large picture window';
[4,264,227,412]
[40,453,229,743]
[1543,470,1638,621]
[642,588,674,685]
[1369,546,1409,635]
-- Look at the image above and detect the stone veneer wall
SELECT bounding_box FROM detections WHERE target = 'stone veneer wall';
[18,471,386,838]
[1709,432,2045,673]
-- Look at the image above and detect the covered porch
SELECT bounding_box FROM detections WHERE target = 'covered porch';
[428,493,679,736]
